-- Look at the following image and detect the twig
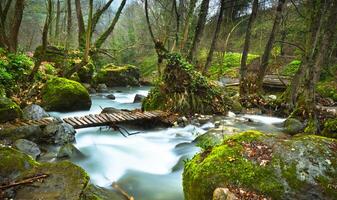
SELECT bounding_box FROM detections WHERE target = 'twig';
[111,182,134,200]
[0,174,48,190]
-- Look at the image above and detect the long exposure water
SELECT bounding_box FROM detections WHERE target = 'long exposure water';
[49,86,286,200]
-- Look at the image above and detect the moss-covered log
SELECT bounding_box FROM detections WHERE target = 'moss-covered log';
[142,53,233,115]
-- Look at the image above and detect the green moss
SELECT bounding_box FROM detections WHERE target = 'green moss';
[183,131,337,200]
[0,97,22,122]
[316,81,337,101]
[183,131,282,200]
[281,60,301,76]
[322,119,337,139]
[0,147,38,179]
[78,62,95,83]
[41,77,91,111]
[93,64,140,87]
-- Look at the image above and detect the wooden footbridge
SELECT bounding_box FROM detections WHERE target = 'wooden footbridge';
[0,110,171,130]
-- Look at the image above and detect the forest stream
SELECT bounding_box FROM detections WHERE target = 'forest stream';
[49,86,285,200]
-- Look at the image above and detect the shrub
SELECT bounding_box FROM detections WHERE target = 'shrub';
[281,60,301,76]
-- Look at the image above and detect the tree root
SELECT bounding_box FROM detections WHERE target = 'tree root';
[0,174,48,190]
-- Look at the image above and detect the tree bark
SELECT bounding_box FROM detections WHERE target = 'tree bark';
[91,0,114,35]
[29,0,52,80]
[94,0,127,49]
[8,0,25,52]
[75,0,85,49]
[239,0,259,100]
[66,0,72,48]
[187,0,210,62]
[54,0,61,44]
[204,0,226,74]
[256,0,287,90]
[64,0,93,78]
[180,0,197,52]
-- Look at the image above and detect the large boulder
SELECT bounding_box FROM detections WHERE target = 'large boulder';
[14,139,41,160]
[42,122,76,145]
[0,97,22,123]
[183,131,337,200]
[22,104,50,120]
[322,118,337,139]
[133,94,145,103]
[284,118,305,135]
[0,147,90,200]
[41,77,91,111]
[94,64,140,87]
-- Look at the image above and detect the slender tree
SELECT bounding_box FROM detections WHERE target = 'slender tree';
[256,0,287,91]
[180,0,197,52]
[204,0,226,73]
[29,0,53,80]
[75,0,85,49]
[94,0,127,49]
[66,0,72,48]
[188,0,210,62]
[239,0,259,100]
[54,0,61,44]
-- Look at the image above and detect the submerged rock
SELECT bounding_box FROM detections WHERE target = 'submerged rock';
[22,104,50,120]
[133,94,145,103]
[0,147,90,200]
[57,143,84,158]
[106,94,116,100]
[14,139,41,160]
[183,131,337,200]
[0,97,22,123]
[101,107,122,114]
[41,77,91,111]
[94,64,140,87]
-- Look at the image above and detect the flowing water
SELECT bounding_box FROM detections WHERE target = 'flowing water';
[49,86,286,200]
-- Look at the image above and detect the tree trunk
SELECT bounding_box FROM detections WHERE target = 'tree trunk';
[54,0,61,44]
[75,0,85,49]
[8,0,25,52]
[64,0,93,78]
[187,0,210,62]
[180,0,197,53]
[66,0,72,48]
[239,0,259,100]
[256,0,287,91]
[203,0,225,74]
[91,0,114,35]
[94,0,127,49]
[29,0,52,80]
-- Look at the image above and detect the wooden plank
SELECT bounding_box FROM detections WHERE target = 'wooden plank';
[113,113,126,121]
[93,115,107,123]
[85,116,97,124]
[86,115,102,124]
[133,112,143,119]
[109,113,121,121]
[125,113,137,120]
[88,114,100,123]
[120,113,132,121]
[67,117,82,127]
[74,117,87,126]
[63,118,76,126]
[95,114,110,122]
[79,117,91,125]
[105,114,117,122]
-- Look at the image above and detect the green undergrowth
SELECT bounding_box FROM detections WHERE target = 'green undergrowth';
[281,60,301,76]
[207,52,259,79]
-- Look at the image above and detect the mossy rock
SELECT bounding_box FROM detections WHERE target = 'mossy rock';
[322,118,337,139]
[142,53,231,115]
[41,77,91,111]
[78,62,95,83]
[93,64,140,87]
[0,147,92,200]
[0,97,22,122]
[183,131,337,200]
